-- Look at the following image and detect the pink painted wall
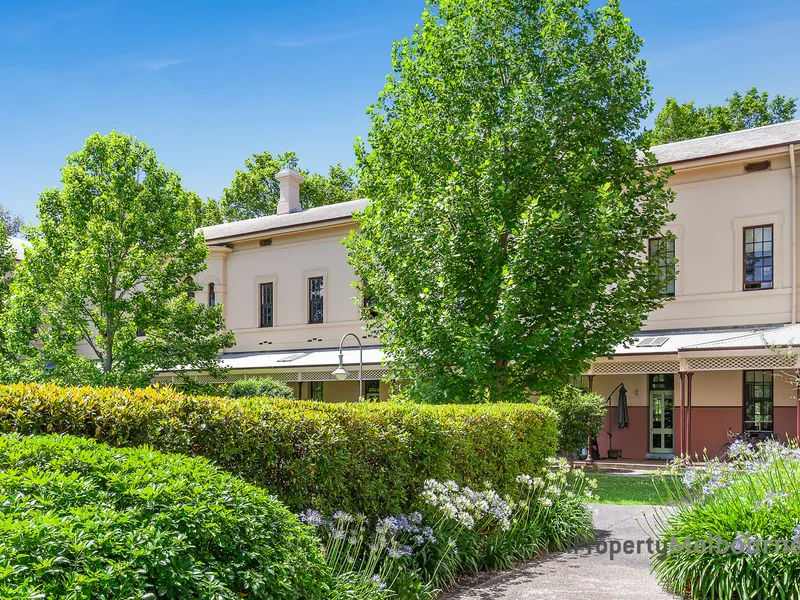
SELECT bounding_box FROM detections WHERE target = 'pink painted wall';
[597,406,649,460]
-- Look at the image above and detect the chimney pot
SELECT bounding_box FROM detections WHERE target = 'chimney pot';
[275,169,305,215]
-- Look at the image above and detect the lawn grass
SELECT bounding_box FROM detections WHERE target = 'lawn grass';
[590,473,678,505]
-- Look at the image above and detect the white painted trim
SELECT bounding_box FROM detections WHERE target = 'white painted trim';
[254,275,278,328]
[304,269,329,325]
[732,213,784,292]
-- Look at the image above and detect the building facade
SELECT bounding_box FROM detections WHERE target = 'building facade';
[178,122,800,458]
[592,121,800,460]
[159,170,389,403]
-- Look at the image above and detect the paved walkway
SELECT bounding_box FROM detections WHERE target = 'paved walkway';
[450,504,679,600]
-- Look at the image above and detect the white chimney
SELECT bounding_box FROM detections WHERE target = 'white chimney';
[275,169,305,215]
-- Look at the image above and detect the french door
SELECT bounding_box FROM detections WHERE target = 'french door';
[649,389,675,454]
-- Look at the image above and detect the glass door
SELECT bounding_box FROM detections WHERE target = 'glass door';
[649,389,675,454]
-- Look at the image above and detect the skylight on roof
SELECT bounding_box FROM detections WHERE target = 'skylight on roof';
[277,353,309,363]
[637,336,669,348]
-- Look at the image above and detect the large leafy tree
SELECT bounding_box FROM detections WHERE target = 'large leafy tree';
[220,151,360,221]
[0,204,24,237]
[186,191,225,228]
[0,225,16,372]
[0,132,235,387]
[347,0,674,403]
[648,87,797,146]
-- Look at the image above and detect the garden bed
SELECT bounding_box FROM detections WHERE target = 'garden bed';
[651,441,800,599]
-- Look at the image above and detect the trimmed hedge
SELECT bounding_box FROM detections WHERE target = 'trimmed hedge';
[226,376,294,399]
[0,434,329,599]
[0,383,557,515]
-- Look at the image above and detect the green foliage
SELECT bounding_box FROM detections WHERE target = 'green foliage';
[0,226,16,377]
[302,164,362,209]
[652,441,800,599]
[647,87,798,145]
[220,151,360,221]
[0,383,557,516]
[0,203,24,237]
[347,0,674,403]
[0,433,330,599]
[186,190,225,227]
[538,386,607,457]
[226,377,295,399]
[0,132,235,387]
[307,463,595,599]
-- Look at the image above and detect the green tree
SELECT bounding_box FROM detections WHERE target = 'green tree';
[0,132,235,387]
[0,203,24,237]
[186,191,224,228]
[648,87,798,146]
[538,386,607,459]
[302,164,361,208]
[220,151,360,221]
[0,224,17,376]
[347,0,674,403]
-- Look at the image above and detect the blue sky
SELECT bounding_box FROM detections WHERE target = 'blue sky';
[1,0,799,223]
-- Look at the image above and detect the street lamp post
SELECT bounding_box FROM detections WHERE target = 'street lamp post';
[331,332,363,400]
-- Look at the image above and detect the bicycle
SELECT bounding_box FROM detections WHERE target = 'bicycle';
[715,428,772,461]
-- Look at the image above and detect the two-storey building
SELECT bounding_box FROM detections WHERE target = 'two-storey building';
[163,170,389,402]
[592,121,800,460]
[176,121,800,460]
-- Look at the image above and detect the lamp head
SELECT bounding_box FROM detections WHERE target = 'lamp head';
[332,353,348,380]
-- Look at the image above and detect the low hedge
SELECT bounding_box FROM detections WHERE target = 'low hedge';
[0,434,330,599]
[0,383,557,515]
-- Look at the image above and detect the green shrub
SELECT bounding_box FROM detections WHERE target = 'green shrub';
[0,383,557,516]
[538,386,606,458]
[652,440,800,599]
[0,434,330,599]
[226,377,295,399]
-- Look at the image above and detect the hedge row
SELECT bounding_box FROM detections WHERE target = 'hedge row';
[0,383,557,515]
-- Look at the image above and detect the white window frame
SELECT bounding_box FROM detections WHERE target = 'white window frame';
[254,275,278,328]
[304,269,328,325]
[732,214,783,292]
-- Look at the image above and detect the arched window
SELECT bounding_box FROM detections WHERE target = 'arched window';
[208,282,216,307]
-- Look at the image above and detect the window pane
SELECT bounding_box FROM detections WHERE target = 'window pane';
[365,380,381,400]
[744,370,773,432]
[309,277,324,324]
[744,226,774,290]
[649,237,676,297]
[260,283,273,327]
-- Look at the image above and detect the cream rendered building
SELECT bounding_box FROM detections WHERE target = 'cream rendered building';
[592,121,800,460]
[174,121,800,460]
[164,171,389,403]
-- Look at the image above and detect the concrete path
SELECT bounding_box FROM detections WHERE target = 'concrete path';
[449,504,679,600]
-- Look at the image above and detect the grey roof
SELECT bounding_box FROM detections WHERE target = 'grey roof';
[218,347,385,370]
[201,198,370,242]
[686,323,800,350]
[8,237,26,261]
[611,328,759,355]
[651,120,800,165]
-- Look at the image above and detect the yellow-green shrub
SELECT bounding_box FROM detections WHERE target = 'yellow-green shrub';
[0,383,557,515]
